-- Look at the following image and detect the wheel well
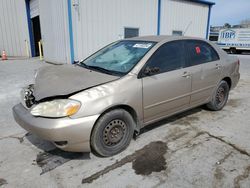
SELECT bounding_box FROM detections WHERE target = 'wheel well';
[103,105,138,124]
[89,105,139,153]
[222,77,232,89]
[93,105,140,133]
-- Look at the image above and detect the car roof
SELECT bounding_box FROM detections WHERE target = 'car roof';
[124,35,228,61]
[124,35,206,43]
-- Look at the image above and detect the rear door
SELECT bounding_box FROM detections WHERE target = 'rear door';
[141,40,192,123]
[184,40,222,106]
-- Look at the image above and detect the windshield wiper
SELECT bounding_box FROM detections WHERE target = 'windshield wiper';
[78,62,124,76]
[78,62,90,69]
[87,65,124,76]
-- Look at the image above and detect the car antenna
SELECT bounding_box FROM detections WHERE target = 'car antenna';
[183,21,192,36]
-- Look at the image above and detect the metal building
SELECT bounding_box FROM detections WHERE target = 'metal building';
[0,0,215,64]
[0,0,30,57]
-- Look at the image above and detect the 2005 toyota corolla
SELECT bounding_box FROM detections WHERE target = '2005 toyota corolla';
[13,36,240,156]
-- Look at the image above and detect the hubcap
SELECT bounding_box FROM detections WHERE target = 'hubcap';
[216,87,225,106]
[103,119,127,146]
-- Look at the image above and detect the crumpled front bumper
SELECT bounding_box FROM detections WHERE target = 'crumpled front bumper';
[12,103,99,152]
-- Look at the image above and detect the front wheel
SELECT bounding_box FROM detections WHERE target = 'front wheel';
[90,109,135,157]
[206,80,229,111]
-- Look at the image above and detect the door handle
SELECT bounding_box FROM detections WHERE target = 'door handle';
[215,64,221,69]
[182,71,191,78]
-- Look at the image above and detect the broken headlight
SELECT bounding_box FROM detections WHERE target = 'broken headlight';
[30,99,81,118]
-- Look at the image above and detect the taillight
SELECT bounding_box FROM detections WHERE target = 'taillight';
[237,59,240,65]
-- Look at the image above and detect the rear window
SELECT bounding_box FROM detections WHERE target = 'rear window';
[185,40,220,66]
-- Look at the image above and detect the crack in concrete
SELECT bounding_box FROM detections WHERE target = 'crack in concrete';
[168,130,208,154]
[0,134,21,141]
[82,141,167,184]
[9,132,31,143]
[0,132,29,143]
[81,128,197,185]
[190,130,250,187]
[216,151,233,165]
[9,136,24,143]
[196,131,250,157]
[213,151,233,187]
[234,165,250,188]
[80,127,250,186]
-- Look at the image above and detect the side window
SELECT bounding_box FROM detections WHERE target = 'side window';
[185,40,220,66]
[145,41,185,75]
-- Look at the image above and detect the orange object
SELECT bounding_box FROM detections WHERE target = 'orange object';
[2,50,7,60]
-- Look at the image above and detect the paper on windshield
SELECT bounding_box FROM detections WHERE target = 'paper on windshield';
[133,43,152,49]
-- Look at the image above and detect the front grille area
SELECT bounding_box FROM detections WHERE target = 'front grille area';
[20,84,35,108]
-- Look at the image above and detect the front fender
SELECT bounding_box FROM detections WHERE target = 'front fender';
[69,74,143,122]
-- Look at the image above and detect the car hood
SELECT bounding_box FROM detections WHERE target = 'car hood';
[33,64,119,101]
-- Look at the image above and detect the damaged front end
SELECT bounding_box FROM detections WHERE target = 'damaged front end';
[21,84,36,108]
[20,83,82,118]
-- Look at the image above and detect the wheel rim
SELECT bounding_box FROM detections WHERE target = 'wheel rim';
[215,86,226,106]
[103,119,127,146]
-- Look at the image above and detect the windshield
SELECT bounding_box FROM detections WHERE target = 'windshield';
[80,40,156,76]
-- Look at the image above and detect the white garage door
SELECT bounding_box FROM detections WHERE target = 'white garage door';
[39,0,71,64]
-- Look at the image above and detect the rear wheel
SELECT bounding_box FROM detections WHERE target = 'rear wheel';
[229,48,237,54]
[91,109,135,157]
[206,80,229,111]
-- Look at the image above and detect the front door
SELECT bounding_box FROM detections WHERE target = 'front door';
[141,41,192,124]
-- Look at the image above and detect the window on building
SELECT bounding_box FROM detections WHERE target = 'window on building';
[209,35,219,42]
[145,41,185,75]
[124,28,139,38]
[172,30,183,36]
[185,40,220,66]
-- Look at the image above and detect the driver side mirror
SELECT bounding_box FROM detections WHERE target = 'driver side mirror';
[144,66,160,76]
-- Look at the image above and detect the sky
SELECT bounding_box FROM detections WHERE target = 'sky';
[210,0,250,26]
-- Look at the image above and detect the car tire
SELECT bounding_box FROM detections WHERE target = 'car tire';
[90,109,135,157]
[229,48,237,54]
[206,80,229,111]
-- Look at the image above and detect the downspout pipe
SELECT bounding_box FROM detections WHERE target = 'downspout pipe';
[157,0,161,35]
[67,0,75,64]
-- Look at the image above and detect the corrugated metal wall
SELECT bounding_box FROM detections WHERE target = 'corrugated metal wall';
[39,0,71,64]
[0,0,210,62]
[0,0,30,57]
[161,0,209,38]
[71,0,158,60]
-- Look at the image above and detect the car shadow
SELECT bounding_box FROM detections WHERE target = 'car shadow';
[140,106,203,135]
[25,133,90,174]
[25,106,204,153]
[24,106,204,174]
[25,133,55,151]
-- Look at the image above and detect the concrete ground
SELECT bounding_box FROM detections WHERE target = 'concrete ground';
[0,55,250,188]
